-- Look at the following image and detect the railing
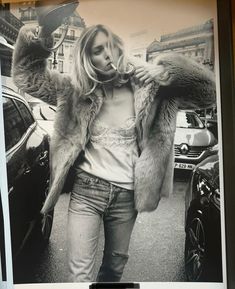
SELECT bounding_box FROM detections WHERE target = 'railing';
[53,33,77,41]
[0,9,23,30]
[161,20,213,42]
[147,35,213,52]
[0,18,22,43]
[20,15,37,21]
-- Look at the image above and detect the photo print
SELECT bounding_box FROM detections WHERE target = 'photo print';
[0,0,227,288]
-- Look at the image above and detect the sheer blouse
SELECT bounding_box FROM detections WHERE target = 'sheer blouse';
[77,116,139,190]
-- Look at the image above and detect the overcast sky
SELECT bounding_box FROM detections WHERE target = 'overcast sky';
[77,0,216,49]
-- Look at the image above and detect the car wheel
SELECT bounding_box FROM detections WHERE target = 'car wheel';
[185,216,208,281]
[35,179,54,246]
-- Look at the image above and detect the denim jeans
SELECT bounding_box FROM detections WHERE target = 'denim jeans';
[67,169,138,282]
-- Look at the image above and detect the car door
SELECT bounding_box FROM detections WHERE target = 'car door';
[0,192,6,281]
[3,94,49,256]
[3,95,35,254]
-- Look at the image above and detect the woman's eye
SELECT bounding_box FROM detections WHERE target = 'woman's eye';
[93,48,103,55]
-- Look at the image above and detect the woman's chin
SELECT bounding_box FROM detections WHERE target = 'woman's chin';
[99,70,117,80]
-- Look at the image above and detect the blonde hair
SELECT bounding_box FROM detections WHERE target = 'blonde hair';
[71,24,128,96]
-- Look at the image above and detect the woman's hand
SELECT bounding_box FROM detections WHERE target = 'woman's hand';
[134,64,171,86]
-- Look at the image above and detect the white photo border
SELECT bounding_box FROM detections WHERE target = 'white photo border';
[0,0,232,288]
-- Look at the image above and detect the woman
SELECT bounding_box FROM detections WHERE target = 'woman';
[12,24,216,282]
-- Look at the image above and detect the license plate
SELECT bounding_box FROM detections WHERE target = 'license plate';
[174,162,195,170]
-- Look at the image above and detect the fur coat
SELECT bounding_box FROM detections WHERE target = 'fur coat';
[12,26,216,215]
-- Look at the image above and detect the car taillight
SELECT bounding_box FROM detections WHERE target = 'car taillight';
[194,175,212,206]
[194,175,220,207]
[197,177,211,195]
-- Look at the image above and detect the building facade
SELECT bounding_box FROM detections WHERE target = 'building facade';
[146,20,214,70]
[10,2,86,75]
[0,3,24,76]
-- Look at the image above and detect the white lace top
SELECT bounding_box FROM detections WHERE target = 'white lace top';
[77,116,139,190]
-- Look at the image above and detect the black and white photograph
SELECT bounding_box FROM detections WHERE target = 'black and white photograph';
[0,0,228,288]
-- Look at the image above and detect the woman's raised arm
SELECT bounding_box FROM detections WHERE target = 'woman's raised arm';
[12,26,73,105]
[133,53,216,110]
[153,53,216,110]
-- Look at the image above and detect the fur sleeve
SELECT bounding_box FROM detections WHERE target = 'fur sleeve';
[12,26,73,105]
[154,53,216,110]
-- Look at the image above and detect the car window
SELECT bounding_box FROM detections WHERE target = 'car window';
[3,97,27,151]
[176,112,204,129]
[15,99,35,128]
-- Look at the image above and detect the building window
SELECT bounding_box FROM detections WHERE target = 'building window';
[58,61,63,73]
[69,45,74,59]
[70,30,75,40]
[29,8,36,19]
[58,44,64,56]
[59,28,63,35]
[198,48,204,57]
[19,7,36,21]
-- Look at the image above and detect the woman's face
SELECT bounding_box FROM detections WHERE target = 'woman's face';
[90,31,119,77]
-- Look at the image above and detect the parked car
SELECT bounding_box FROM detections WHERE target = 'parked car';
[0,86,54,259]
[28,98,56,137]
[174,110,217,170]
[184,153,222,281]
[0,193,6,281]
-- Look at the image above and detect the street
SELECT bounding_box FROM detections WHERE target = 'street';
[13,176,189,284]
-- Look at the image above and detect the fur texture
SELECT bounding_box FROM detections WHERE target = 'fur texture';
[12,26,216,214]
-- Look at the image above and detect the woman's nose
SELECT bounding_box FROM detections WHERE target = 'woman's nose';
[104,47,111,59]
